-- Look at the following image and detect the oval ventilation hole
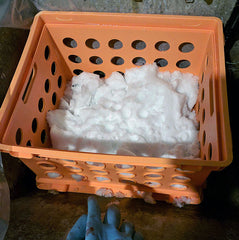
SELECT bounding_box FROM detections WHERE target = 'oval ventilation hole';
[68,55,82,63]
[96,176,111,182]
[170,183,187,190]
[58,76,62,88]
[26,140,32,146]
[41,129,46,144]
[38,98,44,112]
[15,128,22,145]
[86,161,105,168]
[32,118,37,133]
[72,174,85,181]
[144,181,161,187]
[52,92,57,105]
[61,159,77,164]
[51,62,56,75]
[202,130,206,146]
[90,56,103,64]
[201,88,205,101]
[208,143,212,160]
[144,174,163,179]
[155,41,170,51]
[73,69,83,75]
[108,39,123,49]
[38,162,56,170]
[119,179,135,184]
[111,56,124,65]
[154,58,168,67]
[201,72,204,83]
[172,175,191,183]
[202,108,205,123]
[132,57,146,66]
[93,71,105,78]
[176,60,191,68]
[63,38,77,48]
[85,38,100,49]
[175,168,195,174]
[65,166,83,172]
[47,172,62,179]
[115,164,134,170]
[91,170,108,175]
[145,166,165,172]
[118,172,135,178]
[44,45,50,60]
[44,79,50,93]
[178,42,194,53]
[131,40,146,50]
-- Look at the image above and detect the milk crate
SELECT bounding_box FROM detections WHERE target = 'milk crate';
[0,12,232,204]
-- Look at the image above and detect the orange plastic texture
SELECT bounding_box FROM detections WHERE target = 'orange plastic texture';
[0,11,233,204]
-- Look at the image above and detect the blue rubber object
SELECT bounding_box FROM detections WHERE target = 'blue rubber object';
[66,196,143,240]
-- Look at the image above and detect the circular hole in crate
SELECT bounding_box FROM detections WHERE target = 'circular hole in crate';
[91,170,108,175]
[32,118,38,133]
[108,39,123,49]
[38,162,56,170]
[208,142,212,160]
[38,98,45,112]
[86,161,105,169]
[58,76,62,88]
[176,60,191,68]
[72,174,86,181]
[41,129,46,144]
[202,130,206,146]
[44,79,50,93]
[119,179,135,184]
[131,40,146,50]
[63,37,77,48]
[65,166,83,172]
[115,164,134,171]
[154,58,168,67]
[145,166,165,172]
[111,56,124,65]
[132,57,146,66]
[51,62,56,75]
[118,172,135,178]
[44,45,50,60]
[178,42,194,53]
[52,92,57,105]
[47,172,62,179]
[144,173,163,180]
[26,140,32,146]
[144,181,161,187]
[15,128,22,145]
[89,56,103,65]
[155,41,170,51]
[93,70,105,78]
[73,69,83,75]
[172,175,191,183]
[68,55,82,63]
[85,38,100,49]
[170,183,187,190]
[96,176,111,182]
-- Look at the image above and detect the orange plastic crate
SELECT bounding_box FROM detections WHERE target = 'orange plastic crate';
[0,11,232,204]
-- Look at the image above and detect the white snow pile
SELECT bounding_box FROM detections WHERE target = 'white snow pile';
[47,63,200,158]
